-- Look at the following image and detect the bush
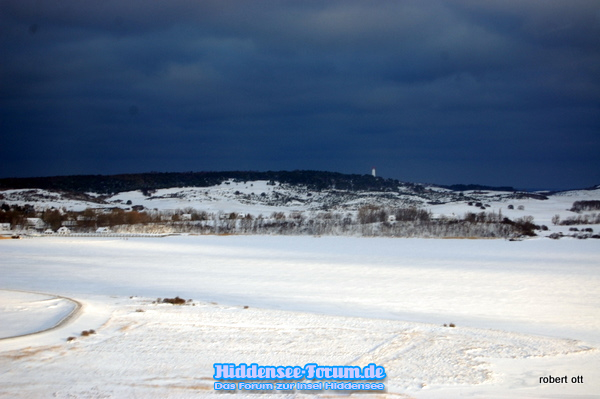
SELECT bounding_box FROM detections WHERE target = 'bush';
[393,207,431,222]
[570,200,600,212]
[560,213,600,225]
[513,216,538,236]
[358,205,387,224]
[162,296,187,305]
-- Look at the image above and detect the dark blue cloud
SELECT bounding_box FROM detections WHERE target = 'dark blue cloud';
[1,0,599,189]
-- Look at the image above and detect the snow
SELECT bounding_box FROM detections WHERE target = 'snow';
[1,235,599,398]
[3,184,600,241]
[0,291,78,339]
[0,189,102,212]
[107,180,313,215]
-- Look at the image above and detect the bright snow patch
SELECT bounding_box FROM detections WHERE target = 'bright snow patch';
[0,291,78,339]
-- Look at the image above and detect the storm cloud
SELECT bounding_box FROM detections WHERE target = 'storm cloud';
[1,0,599,189]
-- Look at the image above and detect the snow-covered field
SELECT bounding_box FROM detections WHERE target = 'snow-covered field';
[1,235,599,398]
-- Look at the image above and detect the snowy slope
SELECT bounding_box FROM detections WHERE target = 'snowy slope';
[1,179,598,214]
[2,180,600,238]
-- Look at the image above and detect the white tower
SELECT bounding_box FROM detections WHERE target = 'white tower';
[371,167,376,177]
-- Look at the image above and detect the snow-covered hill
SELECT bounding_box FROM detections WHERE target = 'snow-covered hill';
[1,179,439,212]
[1,179,596,213]
[0,179,597,214]
[2,177,600,238]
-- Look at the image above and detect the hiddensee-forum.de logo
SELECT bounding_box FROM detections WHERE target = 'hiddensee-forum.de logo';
[213,363,386,392]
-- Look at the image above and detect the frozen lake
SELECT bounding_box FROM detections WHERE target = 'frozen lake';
[1,235,598,398]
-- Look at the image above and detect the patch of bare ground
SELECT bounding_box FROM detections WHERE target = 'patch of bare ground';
[0,345,63,361]
[440,236,498,239]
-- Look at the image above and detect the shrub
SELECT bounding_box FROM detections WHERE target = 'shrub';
[163,296,187,305]
[513,216,538,236]
[357,205,387,224]
[570,200,600,212]
[393,207,431,222]
[560,213,600,225]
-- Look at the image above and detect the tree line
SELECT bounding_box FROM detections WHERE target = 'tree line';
[1,203,543,238]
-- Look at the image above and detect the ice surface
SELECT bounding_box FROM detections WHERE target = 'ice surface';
[0,236,598,398]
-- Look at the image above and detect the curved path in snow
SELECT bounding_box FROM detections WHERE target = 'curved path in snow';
[0,289,82,340]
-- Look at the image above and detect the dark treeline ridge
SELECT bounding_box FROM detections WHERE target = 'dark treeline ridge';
[0,170,410,195]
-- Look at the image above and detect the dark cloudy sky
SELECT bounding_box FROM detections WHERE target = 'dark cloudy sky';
[1,1,599,189]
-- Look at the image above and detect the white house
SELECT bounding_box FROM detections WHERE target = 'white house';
[44,229,54,235]
[180,213,192,221]
[57,226,71,235]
